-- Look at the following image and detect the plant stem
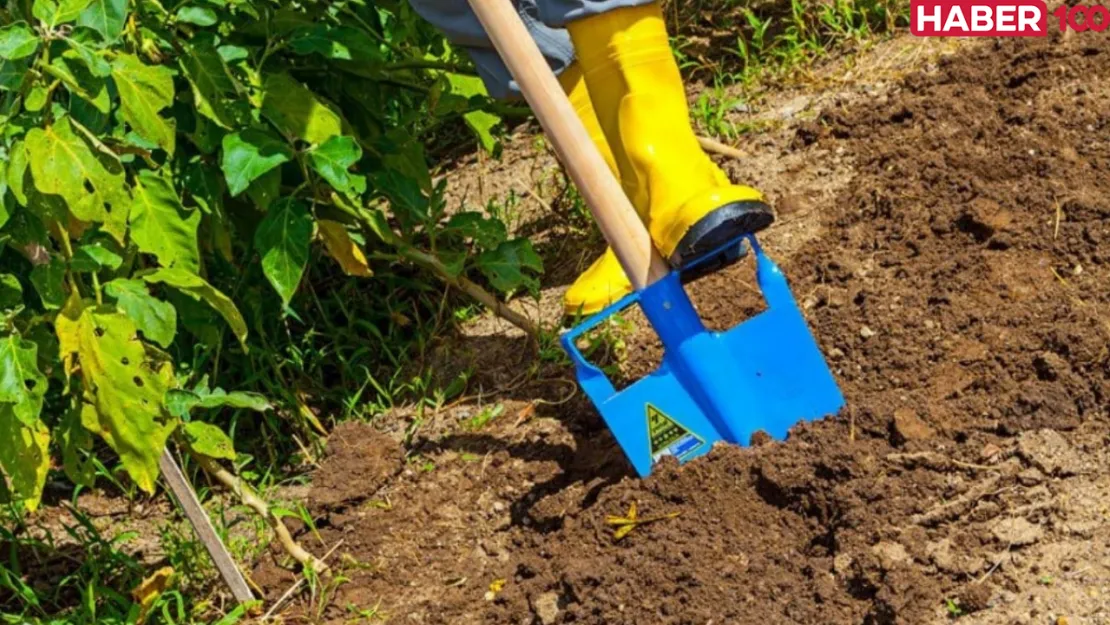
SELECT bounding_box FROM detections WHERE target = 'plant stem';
[188,449,328,574]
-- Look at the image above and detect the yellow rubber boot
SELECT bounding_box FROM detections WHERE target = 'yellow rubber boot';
[558,64,634,317]
[567,3,774,266]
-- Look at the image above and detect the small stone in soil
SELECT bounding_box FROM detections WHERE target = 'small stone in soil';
[531,592,561,625]
[860,326,877,339]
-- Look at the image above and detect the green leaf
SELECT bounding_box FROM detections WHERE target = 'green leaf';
[220,128,291,196]
[0,403,50,512]
[130,170,200,272]
[245,166,279,211]
[287,25,383,63]
[143,268,247,347]
[0,334,47,427]
[308,135,364,197]
[78,0,129,42]
[182,159,225,215]
[445,212,506,249]
[181,421,235,460]
[64,29,112,77]
[476,239,544,294]
[111,53,176,155]
[0,58,28,91]
[34,0,93,26]
[6,141,27,206]
[45,56,109,112]
[104,279,176,348]
[0,274,22,312]
[165,387,270,418]
[445,73,501,153]
[0,23,40,60]
[25,118,125,222]
[29,257,65,310]
[70,242,122,274]
[55,301,176,493]
[59,404,95,487]
[24,85,47,111]
[179,43,242,129]
[260,73,343,145]
[253,198,312,305]
[175,5,217,25]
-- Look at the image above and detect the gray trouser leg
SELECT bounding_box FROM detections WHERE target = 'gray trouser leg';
[537,0,653,28]
[407,0,575,99]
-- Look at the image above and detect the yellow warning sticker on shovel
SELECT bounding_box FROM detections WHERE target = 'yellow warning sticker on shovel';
[647,404,704,463]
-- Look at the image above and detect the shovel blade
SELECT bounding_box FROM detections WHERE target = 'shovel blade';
[563,236,845,477]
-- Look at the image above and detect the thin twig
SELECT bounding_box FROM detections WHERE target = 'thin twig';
[698,135,749,160]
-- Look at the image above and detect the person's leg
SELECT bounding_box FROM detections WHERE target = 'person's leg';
[549,0,775,269]
[406,0,575,99]
[406,1,631,314]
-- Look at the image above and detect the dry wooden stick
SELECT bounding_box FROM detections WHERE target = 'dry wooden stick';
[190,452,328,574]
[160,449,255,605]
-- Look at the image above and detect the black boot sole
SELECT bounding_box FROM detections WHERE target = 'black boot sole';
[670,200,775,282]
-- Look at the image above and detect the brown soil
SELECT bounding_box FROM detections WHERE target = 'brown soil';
[260,33,1110,625]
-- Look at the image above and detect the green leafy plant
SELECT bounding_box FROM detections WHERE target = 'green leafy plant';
[0,0,544,518]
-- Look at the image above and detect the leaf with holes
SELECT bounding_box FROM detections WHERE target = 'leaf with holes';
[220,129,292,196]
[0,403,50,512]
[111,54,176,155]
[56,300,177,493]
[24,117,125,223]
[254,198,312,305]
[130,170,200,272]
[0,334,47,427]
[143,268,247,348]
[181,421,235,460]
[104,279,176,348]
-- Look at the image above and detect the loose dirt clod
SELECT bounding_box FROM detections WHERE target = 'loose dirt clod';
[992,517,1045,547]
[1017,430,1084,477]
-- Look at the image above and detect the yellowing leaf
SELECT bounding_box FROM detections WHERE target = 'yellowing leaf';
[111,54,176,155]
[25,118,126,223]
[129,170,200,272]
[58,304,178,493]
[260,73,342,145]
[132,566,174,624]
[0,334,47,426]
[318,220,371,277]
[0,403,50,512]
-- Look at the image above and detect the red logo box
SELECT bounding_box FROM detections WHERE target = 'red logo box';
[911,0,1049,36]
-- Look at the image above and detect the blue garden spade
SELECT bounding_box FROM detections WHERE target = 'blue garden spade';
[468,0,845,477]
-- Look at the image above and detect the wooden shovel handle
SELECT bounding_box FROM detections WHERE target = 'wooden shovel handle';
[467,0,670,290]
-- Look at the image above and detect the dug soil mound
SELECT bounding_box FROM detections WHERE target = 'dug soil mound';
[261,33,1110,625]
